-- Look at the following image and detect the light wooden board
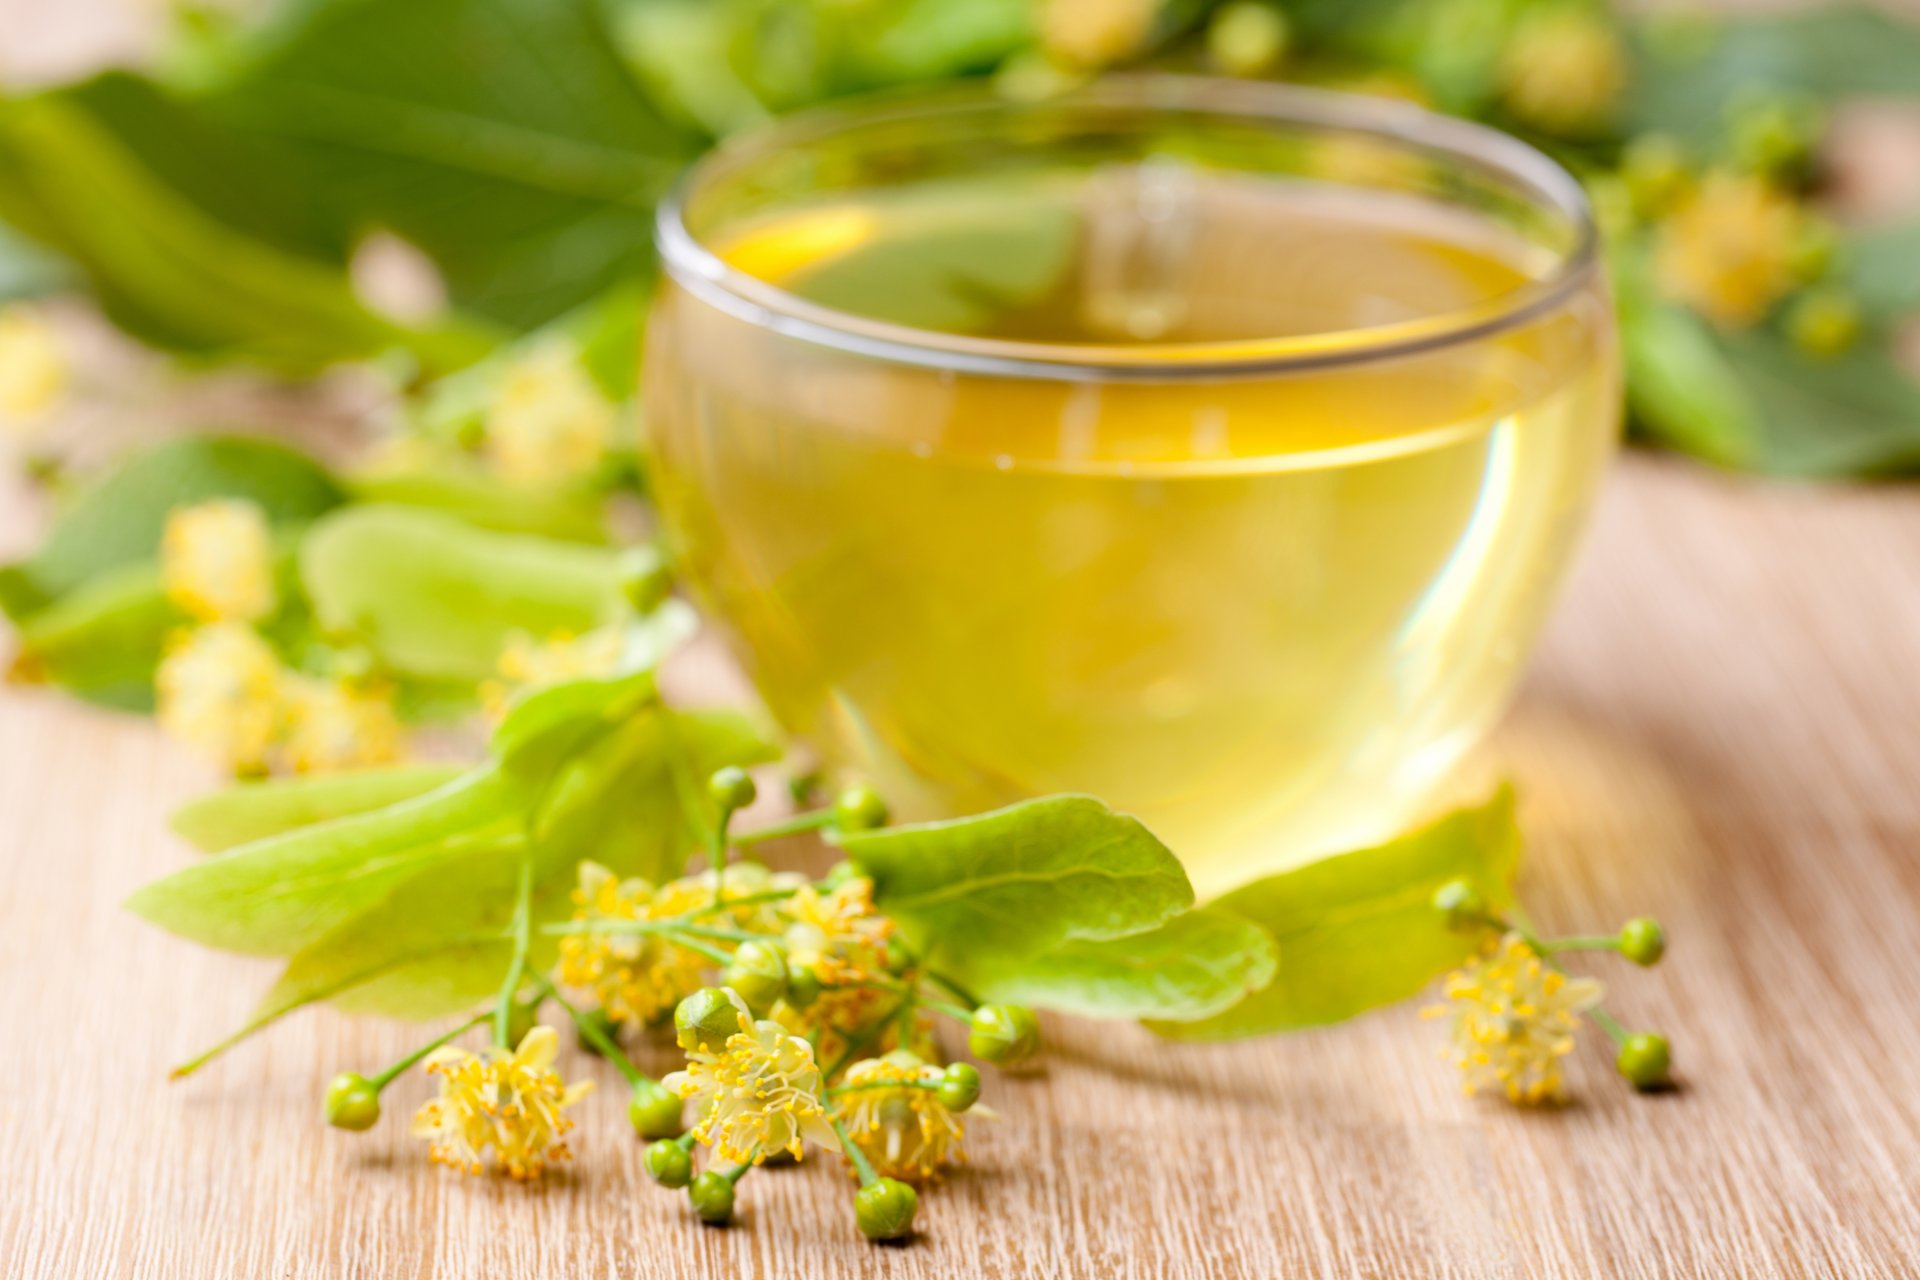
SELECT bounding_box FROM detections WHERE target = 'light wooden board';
[6,449,1920,1279]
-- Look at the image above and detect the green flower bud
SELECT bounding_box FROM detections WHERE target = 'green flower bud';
[629,1078,683,1139]
[1789,217,1842,282]
[786,966,823,1010]
[832,783,890,833]
[323,1072,381,1132]
[1431,877,1488,931]
[1787,289,1862,359]
[643,1140,693,1188]
[1621,133,1690,216]
[1207,1,1289,78]
[708,766,757,814]
[936,1062,982,1113]
[1618,917,1666,967]
[723,940,790,1016]
[618,545,673,614]
[968,1005,1040,1065]
[854,1177,918,1242]
[675,987,747,1054]
[1616,1032,1674,1091]
[1729,92,1823,179]
[689,1171,735,1225]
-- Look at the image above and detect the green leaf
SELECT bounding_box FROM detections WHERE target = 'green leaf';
[844,795,1194,970]
[343,462,610,542]
[1620,294,1760,469]
[9,561,176,711]
[1847,218,1920,325]
[126,767,521,956]
[299,504,626,681]
[202,0,701,328]
[1148,787,1522,1040]
[0,88,484,373]
[963,906,1278,1023]
[1716,329,1920,478]
[0,434,342,623]
[1627,7,1920,145]
[170,763,469,853]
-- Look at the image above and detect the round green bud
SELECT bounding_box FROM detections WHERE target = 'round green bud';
[1431,877,1488,931]
[787,769,824,807]
[675,988,747,1054]
[832,783,890,833]
[1621,133,1690,216]
[643,1140,693,1188]
[618,546,674,614]
[785,966,822,1010]
[1207,1,1289,78]
[1789,217,1842,282]
[628,1078,683,1139]
[1618,917,1666,967]
[689,1171,735,1225]
[323,1073,382,1132]
[1788,289,1862,359]
[708,766,757,814]
[968,1005,1040,1066]
[1616,1033,1674,1091]
[936,1062,982,1113]
[1729,92,1823,179]
[854,1177,918,1242]
[723,940,790,1016]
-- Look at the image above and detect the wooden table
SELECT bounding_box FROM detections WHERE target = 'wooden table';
[8,446,1920,1278]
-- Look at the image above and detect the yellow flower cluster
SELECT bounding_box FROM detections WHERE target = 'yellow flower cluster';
[483,626,626,718]
[1426,933,1603,1105]
[1501,7,1627,136]
[1040,0,1159,69]
[664,991,839,1165]
[833,1051,968,1183]
[153,500,403,775]
[485,340,619,487]
[0,304,67,429]
[1654,172,1804,328]
[412,1026,594,1179]
[780,879,898,1052]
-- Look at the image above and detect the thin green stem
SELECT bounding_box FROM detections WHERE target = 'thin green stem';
[493,855,535,1048]
[831,1117,879,1188]
[733,809,834,845]
[1541,935,1626,955]
[828,1079,940,1099]
[923,970,981,1011]
[536,977,649,1088]
[1590,1004,1630,1046]
[723,1157,756,1186]
[925,999,974,1024]
[823,1004,904,1080]
[542,920,759,945]
[677,888,797,919]
[371,1013,489,1090]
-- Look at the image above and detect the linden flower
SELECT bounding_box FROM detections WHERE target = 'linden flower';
[781,878,897,1042]
[1501,7,1627,136]
[1040,0,1159,69]
[412,1026,594,1179]
[484,340,618,486]
[160,499,278,624]
[1426,933,1603,1105]
[483,626,626,717]
[0,304,67,428]
[1655,172,1803,328]
[278,677,404,774]
[664,994,839,1165]
[557,862,713,1028]
[833,1052,967,1183]
[155,622,283,775]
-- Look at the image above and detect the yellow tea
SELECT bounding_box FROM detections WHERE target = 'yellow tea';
[648,139,1615,895]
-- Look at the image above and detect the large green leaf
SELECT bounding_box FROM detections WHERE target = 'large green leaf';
[1620,293,1759,470]
[203,0,701,328]
[964,906,1278,1022]
[1627,7,1920,145]
[1848,218,1920,325]
[1149,788,1522,1040]
[128,767,522,956]
[843,795,1194,970]
[1716,329,1920,478]
[0,435,343,623]
[298,504,627,681]
[170,763,470,853]
[8,561,178,711]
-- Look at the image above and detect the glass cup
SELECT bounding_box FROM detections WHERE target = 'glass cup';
[644,77,1617,896]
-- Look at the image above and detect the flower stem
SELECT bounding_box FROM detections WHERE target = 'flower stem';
[493,855,535,1048]
[828,1079,941,1099]
[733,809,835,845]
[1541,934,1625,955]
[1589,1004,1631,1046]
[536,977,651,1088]
[371,1012,489,1090]
[925,999,974,1024]
[831,1117,880,1188]
[823,1004,904,1080]
[923,970,981,1011]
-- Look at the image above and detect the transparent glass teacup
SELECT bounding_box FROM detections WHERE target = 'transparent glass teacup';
[644,77,1617,896]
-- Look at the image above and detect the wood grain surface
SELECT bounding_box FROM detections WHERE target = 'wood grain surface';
[6,4,1920,1277]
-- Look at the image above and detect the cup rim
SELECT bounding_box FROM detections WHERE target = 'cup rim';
[654,75,1600,382]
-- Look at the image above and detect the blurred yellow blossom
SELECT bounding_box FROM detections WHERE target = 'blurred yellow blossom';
[1425,932,1602,1105]
[412,1026,593,1179]
[1040,0,1158,69]
[279,676,404,774]
[781,878,897,1044]
[1655,172,1803,327]
[155,621,283,775]
[665,994,838,1164]
[484,340,618,486]
[558,863,713,1028]
[0,304,67,430]
[161,499,278,623]
[483,625,625,716]
[1501,7,1627,136]
[833,1051,968,1183]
